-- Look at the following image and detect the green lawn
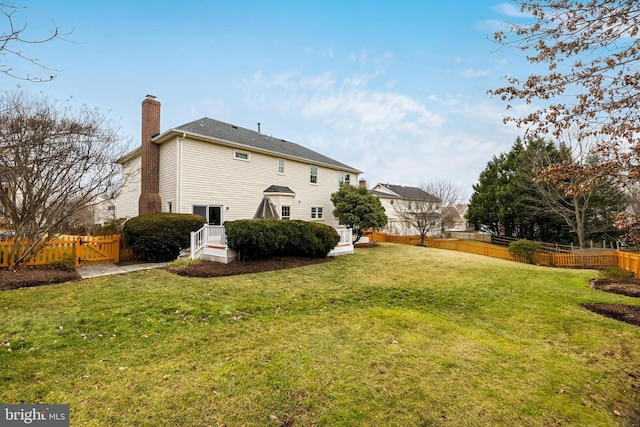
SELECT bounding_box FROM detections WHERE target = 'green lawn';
[1,243,639,426]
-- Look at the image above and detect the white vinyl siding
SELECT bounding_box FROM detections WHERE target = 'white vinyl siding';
[159,139,177,211]
[148,136,357,228]
[114,156,141,218]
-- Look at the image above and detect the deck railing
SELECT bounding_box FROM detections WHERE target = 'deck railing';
[337,228,352,246]
[189,225,353,260]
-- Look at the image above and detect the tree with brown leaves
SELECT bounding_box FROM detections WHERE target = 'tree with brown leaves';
[490,0,640,242]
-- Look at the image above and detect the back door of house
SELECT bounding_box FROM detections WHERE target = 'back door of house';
[193,205,222,225]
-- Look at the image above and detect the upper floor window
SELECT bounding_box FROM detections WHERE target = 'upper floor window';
[310,166,318,184]
[339,173,350,186]
[234,150,249,161]
[277,158,285,174]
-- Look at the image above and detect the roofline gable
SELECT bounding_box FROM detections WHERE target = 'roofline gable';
[373,183,441,202]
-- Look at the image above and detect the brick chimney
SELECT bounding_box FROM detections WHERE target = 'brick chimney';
[359,179,367,189]
[138,95,162,215]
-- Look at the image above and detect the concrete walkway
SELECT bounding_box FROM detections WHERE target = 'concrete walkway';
[76,262,168,279]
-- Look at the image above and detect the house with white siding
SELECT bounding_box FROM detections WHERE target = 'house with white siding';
[115,95,361,261]
[370,183,442,236]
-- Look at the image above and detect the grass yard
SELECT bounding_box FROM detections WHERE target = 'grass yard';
[1,243,639,426]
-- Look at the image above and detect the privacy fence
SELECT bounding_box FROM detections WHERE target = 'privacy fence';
[369,232,640,277]
[0,235,136,268]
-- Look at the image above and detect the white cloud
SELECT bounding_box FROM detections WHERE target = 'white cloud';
[460,68,491,78]
[302,90,445,133]
[475,19,508,32]
[492,2,532,18]
[238,67,516,195]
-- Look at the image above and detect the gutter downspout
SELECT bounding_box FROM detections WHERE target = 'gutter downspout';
[177,133,185,213]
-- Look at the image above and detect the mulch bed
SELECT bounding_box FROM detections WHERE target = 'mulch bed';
[0,268,80,291]
[170,242,379,278]
[584,278,640,326]
[170,256,334,278]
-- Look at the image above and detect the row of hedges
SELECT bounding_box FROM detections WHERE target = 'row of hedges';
[225,219,339,261]
[123,213,206,262]
[122,214,339,262]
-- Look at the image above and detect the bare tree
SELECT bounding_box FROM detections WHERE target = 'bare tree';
[0,90,127,267]
[424,181,466,234]
[392,184,447,246]
[525,135,627,249]
[0,3,72,82]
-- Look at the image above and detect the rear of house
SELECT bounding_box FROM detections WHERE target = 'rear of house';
[115,95,362,229]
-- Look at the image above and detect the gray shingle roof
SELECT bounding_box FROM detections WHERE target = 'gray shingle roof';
[264,185,295,194]
[164,117,360,173]
[377,183,441,202]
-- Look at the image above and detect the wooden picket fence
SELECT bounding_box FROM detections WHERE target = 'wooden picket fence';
[369,232,640,277]
[0,235,136,268]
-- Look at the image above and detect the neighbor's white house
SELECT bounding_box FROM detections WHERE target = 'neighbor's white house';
[370,183,442,236]
[114,95,361,261]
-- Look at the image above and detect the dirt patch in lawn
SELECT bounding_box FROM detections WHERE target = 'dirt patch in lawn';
[584,278,640,326]
[0,268,80,291]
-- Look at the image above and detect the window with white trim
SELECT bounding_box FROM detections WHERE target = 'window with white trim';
[193,205,223,225]
[311,207,323,220]
[339,173,350,185]
[281,205,291,220]
[234,150,249,160]
[277,158,285,174]
[310,166,318,184]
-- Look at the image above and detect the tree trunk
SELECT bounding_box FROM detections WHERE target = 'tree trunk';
[574,197,586,250]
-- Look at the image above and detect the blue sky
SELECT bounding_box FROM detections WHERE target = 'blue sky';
[7,1,532,200]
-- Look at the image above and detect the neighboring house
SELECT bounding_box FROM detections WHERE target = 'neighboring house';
[370,182,442,236]
[78,196,117,228]
[441,204,469,233]
[115,95,362,231]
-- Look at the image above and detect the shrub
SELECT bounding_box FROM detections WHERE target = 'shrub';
[123,213,206,262]
[601,266,635,279]
[225,219,340,261]
[96,218,127,236]
[48,255,76,271]
[508,239,542,264]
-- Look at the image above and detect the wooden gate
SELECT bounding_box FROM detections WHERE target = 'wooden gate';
[0,234,132,268]
[76,235,121,265]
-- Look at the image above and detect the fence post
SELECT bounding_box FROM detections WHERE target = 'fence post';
[73,237,80,267]
[113,234,120,264]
